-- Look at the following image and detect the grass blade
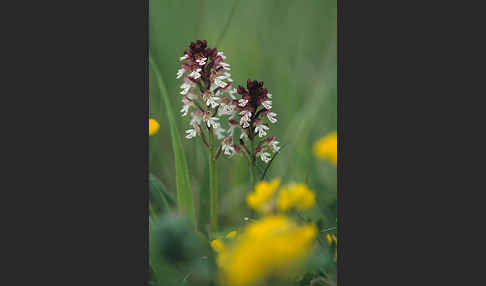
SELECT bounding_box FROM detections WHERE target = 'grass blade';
[149,55,196,227]
[149,173,176,215]
[215,0,240,48]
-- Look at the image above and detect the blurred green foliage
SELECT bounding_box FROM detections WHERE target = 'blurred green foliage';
[150,214,216,286]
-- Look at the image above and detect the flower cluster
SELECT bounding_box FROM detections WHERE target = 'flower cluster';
[246,178,281,214]
[231,80,280,163]
[246,178,315,214]
[209,180,318,286]
[216,215,317,286]
[314,131,337,166]
[277,183,316,212]
[176,41,280,162]
[177,40,236,148]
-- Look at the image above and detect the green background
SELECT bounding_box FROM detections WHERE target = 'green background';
[149,0,337,231]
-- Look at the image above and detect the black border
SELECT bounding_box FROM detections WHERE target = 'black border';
[337,0,343,284]
[17,0,151,283]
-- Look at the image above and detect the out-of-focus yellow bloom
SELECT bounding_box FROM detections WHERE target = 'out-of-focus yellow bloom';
[314,131,337,166]
[149,118,160,136]
[325,233,338,245]
[246,178,281,213]
[326,233,333,244]
[211,239,225,253]
[324,233,338,263]
[333,234,338,262]
[277,183,315,212]
[217,215,317,286]
[225,230,237,239]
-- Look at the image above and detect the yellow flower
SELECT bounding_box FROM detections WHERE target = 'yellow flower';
[326,233,333,245]
[211,239,225,253]
[314,131,337,165]
[226,230,237,239]
[217,215,317,286]
[149,118,160,136]
[246,178,281,213]
[277,183,315,212]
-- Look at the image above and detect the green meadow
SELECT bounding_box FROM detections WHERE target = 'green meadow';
[149,1,337,285]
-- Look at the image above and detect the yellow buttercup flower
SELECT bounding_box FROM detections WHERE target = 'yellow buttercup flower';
[277,183,315,212]
[217,215,317,286]
[246,178,281,213]
[225,230,237,239]
[149,118,160,136]
[211,239,225,253]
[314,131,337,166]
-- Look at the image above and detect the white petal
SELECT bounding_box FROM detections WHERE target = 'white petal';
[238,99,248,107]
[262,100,272,110]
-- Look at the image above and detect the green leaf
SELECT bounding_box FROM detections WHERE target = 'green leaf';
[149,173,176,215]
[149,55,196,227]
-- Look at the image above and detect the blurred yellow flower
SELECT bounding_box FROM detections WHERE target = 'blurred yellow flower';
[246,178,281,213]
[217,215,317,286]
[325,233,338,245]
[324,233,338,263]
[149,118,160,136]
[225,230,237,239]
[277,183,316,212]
[211,239,225,253]
[326,233,333,244]
[314,131,337,165]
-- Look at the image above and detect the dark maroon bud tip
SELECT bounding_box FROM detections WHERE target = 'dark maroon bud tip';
[237,85,246,94]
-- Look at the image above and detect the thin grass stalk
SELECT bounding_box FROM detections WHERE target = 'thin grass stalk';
[149,202,157,219]
[208,128,218,232]
[149,54,196,227]
[215,0,240,48]
[245,124,258,190]
[248,157,255,190]
[249,136,257,189]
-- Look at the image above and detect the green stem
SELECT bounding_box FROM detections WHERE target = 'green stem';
[209,128,218,232]
[248,141,256,190]
[249,158,256,190]
[248,129,257,189]
[149,202,157,220]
